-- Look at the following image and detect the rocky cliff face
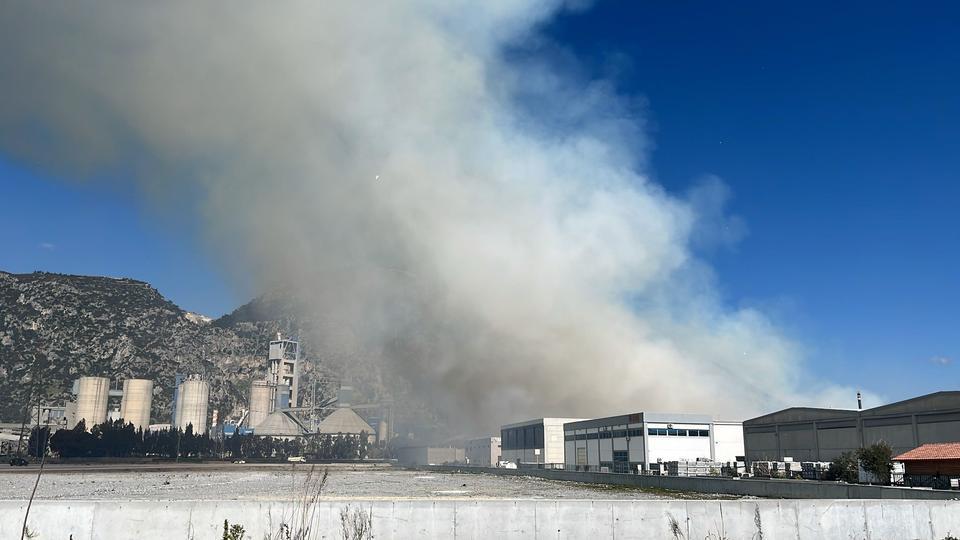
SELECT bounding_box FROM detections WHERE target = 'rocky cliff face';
[0,271,340,426]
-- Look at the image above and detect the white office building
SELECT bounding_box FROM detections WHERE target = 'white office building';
[501,418,584,468]
[563,413,744,473]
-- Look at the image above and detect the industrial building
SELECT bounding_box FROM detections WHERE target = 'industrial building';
[173,374,209,432]
[119,379,153,431]
[248,379,274,429]
[73,376,110,427]
[895,442,960,474]
[465,436,501,467]
[28,404,68,428]
[563,413,744,473]
[316,407,375,443]
[744,391,960,462]
[269,333,300,406]
[501,418,584,468]
[394,445,465,466]
[66,376,158,432]
[252,410,310,439]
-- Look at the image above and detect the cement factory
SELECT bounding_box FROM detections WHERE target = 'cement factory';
[8,332,960,493]
[9,333,387,450]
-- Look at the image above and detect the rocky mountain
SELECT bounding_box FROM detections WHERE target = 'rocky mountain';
[0,271,434,434]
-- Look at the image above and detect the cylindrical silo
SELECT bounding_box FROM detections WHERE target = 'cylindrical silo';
[377,419,389,444]
[119,379,153,431]
[74,376,110,429]
[248,379,273,429]
[174,376,209,433]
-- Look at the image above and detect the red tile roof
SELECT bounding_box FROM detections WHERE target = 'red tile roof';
[894,442,960,461]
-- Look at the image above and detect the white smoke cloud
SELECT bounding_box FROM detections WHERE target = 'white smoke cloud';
[0,1,874,431]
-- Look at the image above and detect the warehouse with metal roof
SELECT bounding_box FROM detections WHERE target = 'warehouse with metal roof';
[744,391,960,462]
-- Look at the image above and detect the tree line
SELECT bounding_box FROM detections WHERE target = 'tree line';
[24,418,370,460]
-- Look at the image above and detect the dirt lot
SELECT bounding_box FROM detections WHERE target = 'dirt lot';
[1,465,684,501]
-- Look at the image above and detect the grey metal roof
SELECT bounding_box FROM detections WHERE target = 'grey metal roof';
[745,391,960,426]
[316,407,374,435]
[253,411,307,437]
[744,407,858,426]
[863,391,960,417]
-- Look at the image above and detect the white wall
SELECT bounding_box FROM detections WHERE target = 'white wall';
[7,499,960,539]
[542,418,574,465]
[645,422,713,463]
[713,422,745,463]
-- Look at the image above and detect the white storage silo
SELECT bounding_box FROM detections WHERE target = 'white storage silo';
[74,376,110,429]
[248,379,274,429]
[174,376,209,433]
[119,378,153,431]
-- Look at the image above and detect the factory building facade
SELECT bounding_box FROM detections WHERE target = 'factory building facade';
[394,445,465,466]
[501,418,584,467]
[563,413,744,473]
[464,436,501,467]
[744,391,960,462]
[269,334,300,406]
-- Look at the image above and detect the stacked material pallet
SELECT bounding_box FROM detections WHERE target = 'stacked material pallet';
[665,460,723,477]
[801,461,831,480]
[722,461,747,477]
[752,461,773,477]
[751,460,812,478]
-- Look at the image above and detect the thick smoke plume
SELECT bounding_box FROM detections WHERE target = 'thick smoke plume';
[0,2,871,432]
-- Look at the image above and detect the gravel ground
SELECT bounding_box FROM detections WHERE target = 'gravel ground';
[3,467,687,501]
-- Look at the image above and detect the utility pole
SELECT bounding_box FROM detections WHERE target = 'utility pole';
[35,394,42,459]
[16,385,33,458]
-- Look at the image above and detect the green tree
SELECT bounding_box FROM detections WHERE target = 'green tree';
[49,420,94,458]
[857,442,893,484]
[827,451,859,483]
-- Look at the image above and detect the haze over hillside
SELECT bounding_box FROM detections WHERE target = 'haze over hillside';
[0,270,438,437]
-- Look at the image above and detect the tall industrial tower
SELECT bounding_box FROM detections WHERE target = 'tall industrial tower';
[269,332,300,407]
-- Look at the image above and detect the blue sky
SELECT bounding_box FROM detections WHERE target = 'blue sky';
[1,1,957,402]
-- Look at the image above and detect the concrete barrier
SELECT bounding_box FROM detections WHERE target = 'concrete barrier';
[4,498,960,539]
[425,465,960,500]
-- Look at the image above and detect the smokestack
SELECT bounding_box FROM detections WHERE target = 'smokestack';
[857,391,862,410]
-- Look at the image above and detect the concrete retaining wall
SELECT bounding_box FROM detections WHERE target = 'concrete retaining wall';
[428,465,960,500]
[4,499,960,539]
